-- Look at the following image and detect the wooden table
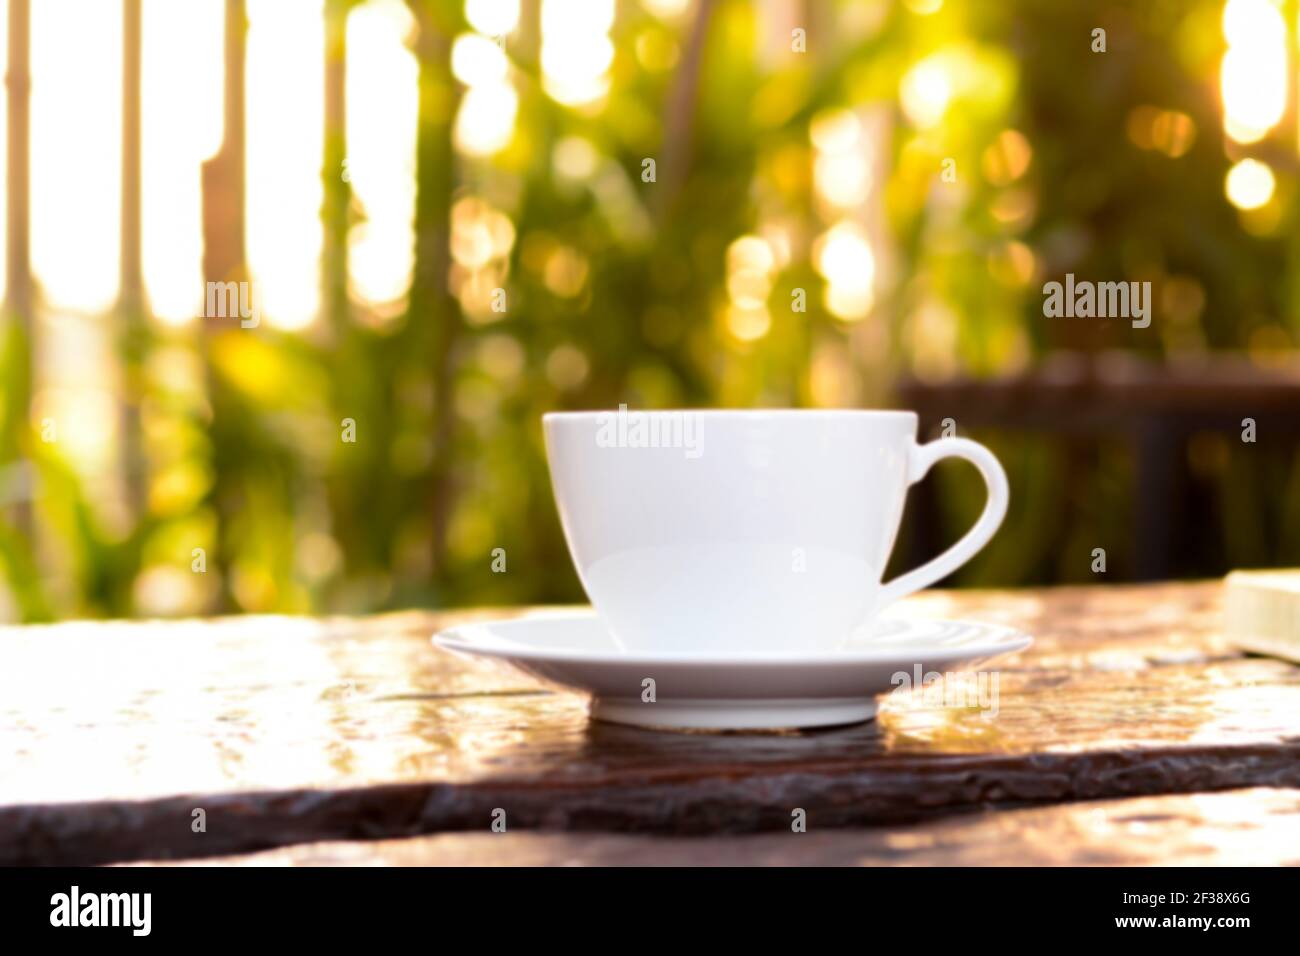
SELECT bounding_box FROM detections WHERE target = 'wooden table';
[4,582,1300,866]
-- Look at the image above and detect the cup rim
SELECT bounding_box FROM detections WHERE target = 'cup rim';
[544,408,918,422]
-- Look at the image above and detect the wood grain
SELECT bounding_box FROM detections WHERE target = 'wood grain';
[4,583,1300,865]
[136,787,1300,867]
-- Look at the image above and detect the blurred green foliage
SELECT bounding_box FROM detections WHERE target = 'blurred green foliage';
[2,0,1299,621]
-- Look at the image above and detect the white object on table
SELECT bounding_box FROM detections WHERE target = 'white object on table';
[1225,570,1300,663]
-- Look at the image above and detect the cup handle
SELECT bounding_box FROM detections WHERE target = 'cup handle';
[876,437,1009,609]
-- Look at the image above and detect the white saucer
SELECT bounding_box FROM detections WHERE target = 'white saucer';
[432,612,1032,730]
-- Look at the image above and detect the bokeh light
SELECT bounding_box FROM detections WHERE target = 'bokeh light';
[1224,157,1275,209]
[465,0,520,37]
[813,222,876,321]
[541,0,615,107]
[454,82,519,156]
[452,13,518,157]
[900,55,953,129]
[451,32,509,86]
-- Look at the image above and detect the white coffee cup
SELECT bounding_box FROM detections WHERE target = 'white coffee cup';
[543,409,1008,655]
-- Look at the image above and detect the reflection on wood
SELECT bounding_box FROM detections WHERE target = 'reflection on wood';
[3,583,1300,864]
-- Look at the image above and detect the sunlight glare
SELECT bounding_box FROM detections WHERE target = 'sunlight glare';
[31,0,122,313]
[143,0,224,325]
[246,0,324,330]
[1220,0,1287,143]
[347,0,418,310]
